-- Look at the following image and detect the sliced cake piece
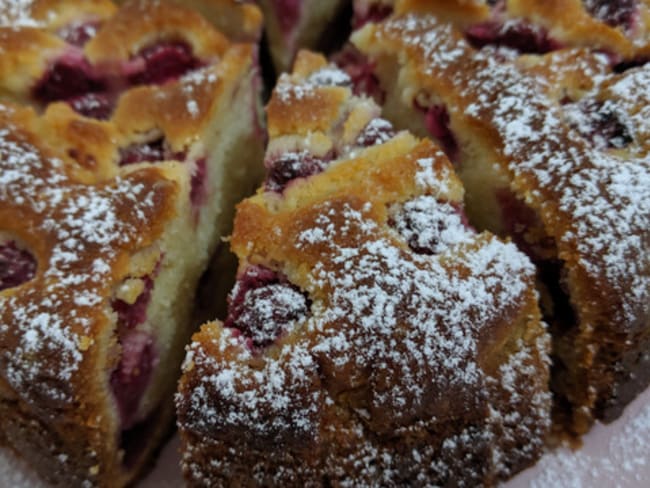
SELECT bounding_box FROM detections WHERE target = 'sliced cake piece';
[177,51,551,486]
[351,12,650,435]
[0,0,264,486]
[257,0,350,73]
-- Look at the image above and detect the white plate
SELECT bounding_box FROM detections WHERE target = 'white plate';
[2,387,649,487]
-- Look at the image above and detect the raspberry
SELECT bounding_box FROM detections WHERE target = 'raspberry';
[465,20,562,54]
[33,56,105,104]
[110,330,156,429]
[225,266,309,350]
[0,241,37,291]
[265,150,329,192]
[584,0,637,30]
[128,42,202,86]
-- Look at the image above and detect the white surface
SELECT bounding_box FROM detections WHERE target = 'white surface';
[2,387,649,487]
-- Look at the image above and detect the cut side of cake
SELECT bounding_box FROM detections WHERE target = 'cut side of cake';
[350,7,650,435]
[0,0,264,486]
[176,51,551,486]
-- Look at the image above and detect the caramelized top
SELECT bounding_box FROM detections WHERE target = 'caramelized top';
[390,0,650,58]
[353,15,650,336]
[0,0,258,414]
[178,54,543,478]
[0,103,178,408]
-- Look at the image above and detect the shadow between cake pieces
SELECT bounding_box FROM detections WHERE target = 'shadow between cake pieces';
[348,0,650,436]
[0,0,264,486]
[177,51,552,487]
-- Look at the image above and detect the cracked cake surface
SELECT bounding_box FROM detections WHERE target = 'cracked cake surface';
[350,5,650,434]
[0,0,264,486]
[177,52,551,487]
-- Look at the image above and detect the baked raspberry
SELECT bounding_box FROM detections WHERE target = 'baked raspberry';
[583,0,638,30]
[265,150,330,192]
[0,241,37,291]
[68,92,114,120]
[33,54,106,104]
[128,42,202,86]
[415,103,459,162]
[565,98,632,150]
[389,197,473,255]
[224,266,309,350]
[118,138,186,166]
[355,118,395,147]
[111,276,154,329]
[110,330,157,429]
[333,47,385,103]
[465,20,562,54]
[57,21,101,47]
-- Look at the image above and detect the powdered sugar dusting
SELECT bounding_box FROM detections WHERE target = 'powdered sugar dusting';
[178,46,550,484]
[274,73,316,103]
[604,66,650,151]
[389,196,473,254]
[0,109,172,405]
[307,66,352,87]
[299,201,535,420]
[377,14,650,329]
[0,1,39,28]
[182,334,321,441]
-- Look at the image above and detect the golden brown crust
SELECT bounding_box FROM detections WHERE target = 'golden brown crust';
[0,1,263,485]
[0,100,179,486]
[508,0,633,56]
[112,0,263,43]
[0,0,117,28]
[177,51,550,486]
[85,0,230,63]
[395,0,490,25]
[351,12,650,434]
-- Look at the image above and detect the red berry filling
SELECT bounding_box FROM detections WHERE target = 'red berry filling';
[225,266,310,350]
[465,20,563,54]
[332,47,385,103]
[564,98,632,150]
[265,150,331,192]
[415,102,459,163]
[271,0,302,36]
[110,330,157,429]
[0,241,37,291]
[389,197,473,255]
[353,3,394,29]
[355,118,395,147]
[32,40,202,120]
[33,53,106,105]
[111,276,154,329]
[128,42,203,86]
[118,138,187,166]
[57,21,101,47]
[583,0,638,30]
